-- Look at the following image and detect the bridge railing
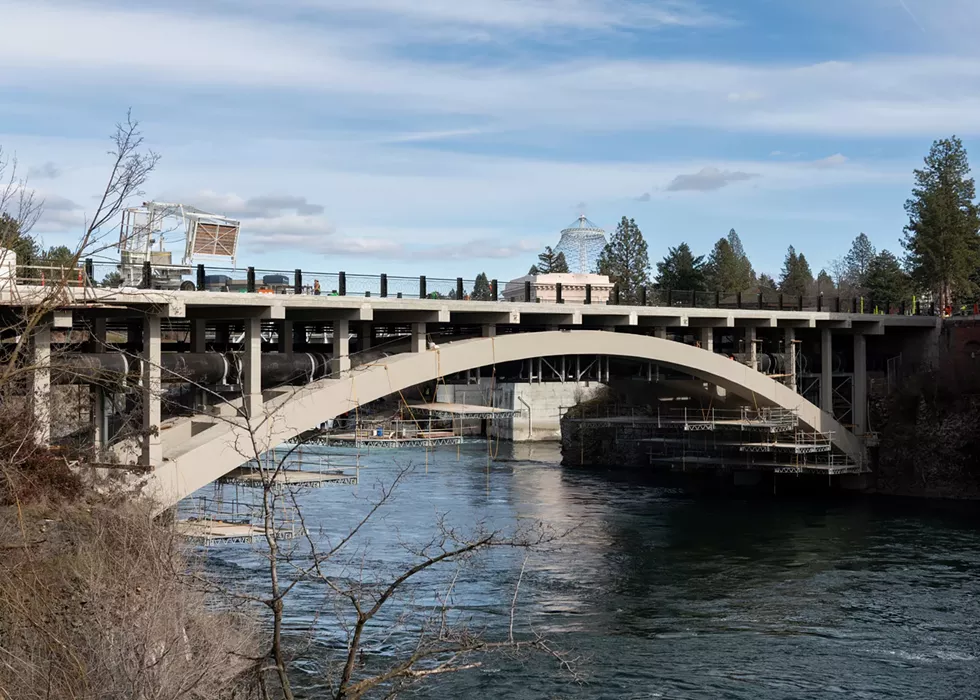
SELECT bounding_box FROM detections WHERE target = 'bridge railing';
[11,259,941,315]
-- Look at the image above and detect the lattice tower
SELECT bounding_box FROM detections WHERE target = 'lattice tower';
[554,215,608,273]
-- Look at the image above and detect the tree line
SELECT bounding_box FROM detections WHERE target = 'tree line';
[516,136,980,310]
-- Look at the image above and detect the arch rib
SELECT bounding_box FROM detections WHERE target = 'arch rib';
[147,331,861,511]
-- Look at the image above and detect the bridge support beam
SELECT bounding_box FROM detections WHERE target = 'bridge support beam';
[410,322,426,353]
[820,328,833,414]
[784,327,797,393]
[745,327,757,370]
[190,319,206,353]
[700,327,713,352]
[30,323,51,447]
[141,314,162,467]
[482,324,496,338]
[331,319,351,374]
[654,326,666,340]
[277,320,294,354]
[358,322,372,351]
[243,316,263,420]
[854,334,867,436]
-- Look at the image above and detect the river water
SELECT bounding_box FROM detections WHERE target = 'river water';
[203,442,980,699]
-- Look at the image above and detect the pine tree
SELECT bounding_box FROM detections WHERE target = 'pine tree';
[596,217,651,303]
[705,228,754,292]
[534,246,569,274]
[471,272,492,300]
[779,246,813,297]
[655,242,706,291]
[844,233,876,289]
[903,136,980,310]
[864,251,911,307]
[815,269,835,296]
[758,273,777,292]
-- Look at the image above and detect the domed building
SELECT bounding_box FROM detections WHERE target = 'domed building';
[554,215,608,274]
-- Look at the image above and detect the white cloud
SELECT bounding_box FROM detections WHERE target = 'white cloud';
[666,167,759,192]
[812,153,849,167]
[27,161,60,179]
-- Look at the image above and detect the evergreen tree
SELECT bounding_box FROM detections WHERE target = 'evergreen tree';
[596,216,651,303]
[903,136,980,310]
[843,233,876,288]
[0,213,39,266]
[705,228,755,292]
[101,271,124,288]
[471,272,492,300]
[758,273,777,292]
[655,242,706,291]
[815,269,835,295]
[39,245,76,268]
[778,246,813,296]
[534,246,569,274]
[864,250,911,306]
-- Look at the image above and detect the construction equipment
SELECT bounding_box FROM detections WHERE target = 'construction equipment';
[117,201,242,288]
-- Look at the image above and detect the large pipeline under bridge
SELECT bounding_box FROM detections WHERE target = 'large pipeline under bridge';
[50,352,331,388]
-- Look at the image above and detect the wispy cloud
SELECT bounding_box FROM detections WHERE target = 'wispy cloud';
[28,161,60,179]
[666,167,759,192]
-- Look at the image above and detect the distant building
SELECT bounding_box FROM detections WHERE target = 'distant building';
[502,272,614,304]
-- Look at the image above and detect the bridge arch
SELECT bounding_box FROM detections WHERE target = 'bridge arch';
[147,331,862,510]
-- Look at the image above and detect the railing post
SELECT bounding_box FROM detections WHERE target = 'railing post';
[817,294,823,312]
[759,292,764,310]
[613,285,620,305]
[84,258,94,286]
[294,269,302,295]
[380,273,388,298]
[798,294,804,310]
[141,260,151,289]
[338,271,346,296]
[900,300,906,315]
[491,279,498,301]
[835,296,841,313]
[666,289,672,307]
[246,267,256,293]
[779,293,784,311]
[556,282,563,304]
[640,285,647,306]
[852,297,858,314]
[715,291,720,307]
[736,291,742,309]
[456,277,464,300]
[524,280,531,302]
[196,263,205,291]
[419,275,427,298]
[585,283,592,305]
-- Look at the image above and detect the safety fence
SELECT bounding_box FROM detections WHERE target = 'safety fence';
[8,258,941,315]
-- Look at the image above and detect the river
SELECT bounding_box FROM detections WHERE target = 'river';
[202,442,980,699]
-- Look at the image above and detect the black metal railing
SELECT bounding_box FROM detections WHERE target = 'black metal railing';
[12,259,942,315]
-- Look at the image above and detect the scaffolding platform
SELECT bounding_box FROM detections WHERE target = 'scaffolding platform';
[177,496,298,544]
[218,453,360,488]
[405,402,521,420]
[319,431,462,448]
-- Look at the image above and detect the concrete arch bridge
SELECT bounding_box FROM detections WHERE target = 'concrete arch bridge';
[145,331,865,510]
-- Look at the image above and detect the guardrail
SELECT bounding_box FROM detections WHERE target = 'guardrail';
[7,258,942,315]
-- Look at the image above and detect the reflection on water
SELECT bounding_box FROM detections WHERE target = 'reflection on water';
[200,443,980,699]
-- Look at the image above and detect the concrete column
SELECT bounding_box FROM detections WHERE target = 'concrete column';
[31,323,51,447]
[821,328,833,414]
[86,316,107,352]
[331,319,351,374]
[277,319,294,354]
[92,388,107,450]
[700,327,713,352]
[243,316,263,419]
[745,327,757,370]
[357,321,372,351]
[215,322,230,351]
[784,327,797,393]
[191,318,207,353]
[654,326,667,340]
[575,355,581,381]
[854,334,867,436]
[141,314,162,467]
[481,324,496,338]
[410,322,426,353]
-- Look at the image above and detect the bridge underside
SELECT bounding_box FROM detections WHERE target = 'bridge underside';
[143,331,863,511]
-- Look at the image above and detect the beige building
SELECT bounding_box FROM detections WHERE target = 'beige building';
[501,273,614,304]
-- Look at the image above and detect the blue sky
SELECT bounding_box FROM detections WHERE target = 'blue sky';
[3,0,980,281]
